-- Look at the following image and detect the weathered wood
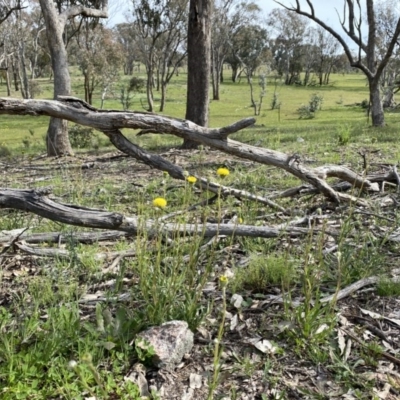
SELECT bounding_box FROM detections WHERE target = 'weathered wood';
[320,276,380,303]
[15,242,136,261]
[0,229,130,244]
[0,188,337,239]
[0,97,378,204]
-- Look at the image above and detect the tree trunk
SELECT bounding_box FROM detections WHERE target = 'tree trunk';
[145,60,154,112]
[231,65,238,82]
[5,66,11,96]
[382,72,396,108]
[160,82,166,112]
[183,0,212,149]
[12,60,19,91]
[84,73,89,103]
[18,42,30,99]
[39,0,73,156]
[211,49,220,101]
[369,78,384,126]
[46,118,70,156]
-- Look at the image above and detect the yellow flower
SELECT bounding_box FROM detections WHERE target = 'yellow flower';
[153,197,167,209]
[217,167,230,177]
[219,275,228,284]
[187,176,197,184]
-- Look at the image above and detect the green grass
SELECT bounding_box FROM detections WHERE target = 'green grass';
[0,69,385,154]
[1,67,400,398]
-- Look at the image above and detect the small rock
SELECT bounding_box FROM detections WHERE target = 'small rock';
[124,363,150,398]
[189,373,202,389]
[182,388,194,400]
[231,293,243,308]
[136,320,194,370]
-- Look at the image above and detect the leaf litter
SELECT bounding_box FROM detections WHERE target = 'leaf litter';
[1,150,400,398]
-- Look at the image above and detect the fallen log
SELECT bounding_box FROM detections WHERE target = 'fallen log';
[0,96,379,204]
[0,188,338,239]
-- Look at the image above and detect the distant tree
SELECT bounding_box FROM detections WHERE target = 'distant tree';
[299,26,340,86]
[228,24,270,114]
[211,0,261,98]
[229,25,270,82]
[0,6,32,98]
[154,0,187,112]
[114,23,139,75]
[312,26,340,86]
[73,24,123,105]
[267,8,308,85]
[274,0,400,126]
[38,0,108,156]
[375,0,400,108]
[183,0,212,149]
[130,0,187,112]
[24,5,47,80]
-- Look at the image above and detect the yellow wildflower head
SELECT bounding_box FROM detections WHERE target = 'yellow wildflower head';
[153,197,167,209]
[187,176,197,184]
[217,167,230,177]
[219,275,228,284]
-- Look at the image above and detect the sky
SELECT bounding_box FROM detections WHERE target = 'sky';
[108,0,347,28]
[261,0,346,29]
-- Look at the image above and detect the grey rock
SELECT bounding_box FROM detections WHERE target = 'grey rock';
[136,320,194,370]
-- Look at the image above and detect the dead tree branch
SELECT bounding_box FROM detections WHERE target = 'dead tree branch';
[0,188,337,239]
[0,97,378,205]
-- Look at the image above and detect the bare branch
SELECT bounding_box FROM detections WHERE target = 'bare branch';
[0,2,26,25]
[59,5,108,26]
[305,0,315,18]
[375,16,400,78]
[274,0,373,77]
[0,188,337,239]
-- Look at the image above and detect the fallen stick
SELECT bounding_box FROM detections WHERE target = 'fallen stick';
[0,229,130,245]
[15,241,137,261]
[0,188,337,239]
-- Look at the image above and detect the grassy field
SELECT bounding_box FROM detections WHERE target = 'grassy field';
[2,68,399,152]
[1,69,400,399]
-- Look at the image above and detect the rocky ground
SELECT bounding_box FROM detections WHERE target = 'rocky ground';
[1,149,400,399]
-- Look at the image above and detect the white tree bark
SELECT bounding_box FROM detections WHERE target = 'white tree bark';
[38,0,108,156]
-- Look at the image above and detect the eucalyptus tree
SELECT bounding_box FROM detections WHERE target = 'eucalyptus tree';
[155,0,187,112]
[274,0,400,127]
[228,24,270,83]
[374,0,400,108]
[114,23,139,75]
[211,0,261,99]
[130,0,187,112]
[299,26,340,86]
[267,8,308,85]
[312,26,340,86]
[0,6,32,98]
[183,0,212,149]
[73,24,123,106]
[38,0,108,156]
